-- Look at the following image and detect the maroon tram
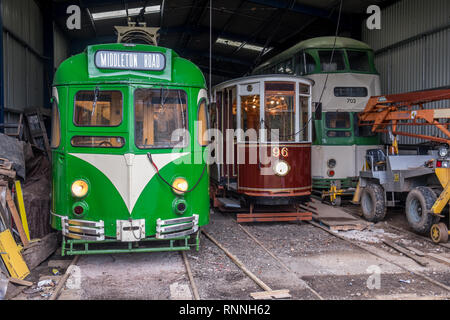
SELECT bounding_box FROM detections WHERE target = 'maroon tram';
[209,75,314,222]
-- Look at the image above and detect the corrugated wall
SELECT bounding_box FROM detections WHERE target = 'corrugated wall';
[362,0,450,145]
[54,24,69,70]
[2,0,44,113]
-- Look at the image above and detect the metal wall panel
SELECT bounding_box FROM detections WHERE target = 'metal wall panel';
[54,25,69,70]
[362,0,450,145]
[2,0,45,113]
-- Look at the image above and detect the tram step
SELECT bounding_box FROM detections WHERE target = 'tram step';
[216,198,241,209]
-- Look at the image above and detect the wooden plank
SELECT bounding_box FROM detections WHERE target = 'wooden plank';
[0,169,16,179]
[5,188,29,246]
[382,240,428,267]
[8,277,32,286]
[49,256,80,300]
[22,233,57,270]
[14,181,30,241]
[406,246,425,257]
[250,289,291,299]
[237,212,312,218]
[0,230,30,280]
[426,253,450,266]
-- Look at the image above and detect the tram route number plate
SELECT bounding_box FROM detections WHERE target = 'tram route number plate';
[95,50,166,71]
[116,219,146,242]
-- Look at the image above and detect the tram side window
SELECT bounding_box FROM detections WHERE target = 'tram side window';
[326,112,351,137]
[297,52,316,75]
[299,96,310,141]
[265,82,296,142]
[51,98,60,148]
[74,91,122,126]
[134,89,188,149]
[347,50,371,72]
[318,50,346,72]
[198,99,209,146]
[241,95,260,141]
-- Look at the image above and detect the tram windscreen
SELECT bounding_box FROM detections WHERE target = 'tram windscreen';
[134,89,188,149]
[347,50,371,72]
[319,50,346,72]
[326,112,351,137]
[74,91,123,126]
[265,82,296,142]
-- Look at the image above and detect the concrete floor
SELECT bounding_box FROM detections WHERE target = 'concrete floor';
[13,205,450,300]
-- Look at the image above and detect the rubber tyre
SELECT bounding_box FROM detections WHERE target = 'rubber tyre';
[405,186,440,235]
[331,196,342,206]
[360,183,386,222]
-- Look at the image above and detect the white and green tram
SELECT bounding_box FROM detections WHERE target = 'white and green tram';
[253,37,382,204]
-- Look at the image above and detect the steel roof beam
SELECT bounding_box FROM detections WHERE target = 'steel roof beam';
[245,0,330,19]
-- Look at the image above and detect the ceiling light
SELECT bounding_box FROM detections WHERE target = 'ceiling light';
[92,5,161,21]
[216,37,272,54]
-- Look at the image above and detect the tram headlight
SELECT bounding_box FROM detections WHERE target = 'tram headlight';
[327,159,337,169]
[71,180,89,198]
[273,160,290,177]
[438,146,448,158]
[172,178,189,195]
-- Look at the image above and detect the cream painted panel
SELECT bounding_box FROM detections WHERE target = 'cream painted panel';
[70,152,188,213]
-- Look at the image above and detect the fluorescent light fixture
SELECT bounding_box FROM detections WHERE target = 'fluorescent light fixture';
[92,5,161,21]
[216,37,273,54]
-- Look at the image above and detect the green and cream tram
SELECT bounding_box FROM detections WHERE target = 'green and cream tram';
[254,37,382,204]
[50,43,210,255]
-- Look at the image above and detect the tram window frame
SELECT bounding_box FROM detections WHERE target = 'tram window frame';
[73,90,123,127]
[134,88,189,150]
[334,87,368,97]
[264,82,297,142]
[51,97,61,149]
[197,98,210,146]
[347,50,371,72]
[297,51,317,75]
[318,50,346,72]
[71,136,125,148]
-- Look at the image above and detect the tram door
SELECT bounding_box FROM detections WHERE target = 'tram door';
[223,87,237,189]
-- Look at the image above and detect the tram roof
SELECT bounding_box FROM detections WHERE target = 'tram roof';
[212,74,314,91]
[254,36,373,72]
[53,43,206,88]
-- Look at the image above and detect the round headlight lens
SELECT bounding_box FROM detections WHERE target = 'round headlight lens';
[273,160,290,176]
[71,180,89,198]
[327,159,337,168]
[172,178,189,194]
[439,146,448,158]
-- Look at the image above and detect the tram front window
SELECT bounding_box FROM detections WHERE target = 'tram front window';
[74,90,123,126]
[347,50,371,72]
[265,82,296,142]
[241,95,260,141]
[134,89,188,149]
[326,112,351,137]
[319,50,346,72]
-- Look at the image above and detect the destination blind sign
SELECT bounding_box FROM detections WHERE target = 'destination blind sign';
[95,50,166,71]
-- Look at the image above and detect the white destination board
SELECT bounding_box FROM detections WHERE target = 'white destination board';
[95,50,166,71]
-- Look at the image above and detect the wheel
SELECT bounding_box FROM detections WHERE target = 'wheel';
[430,223,448,243]
[360,183,386,222]
[331,196,341,206]
[405,186,440,235]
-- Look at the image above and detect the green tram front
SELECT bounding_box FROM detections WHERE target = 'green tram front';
[50,44,210,255]
[253,37,382,199]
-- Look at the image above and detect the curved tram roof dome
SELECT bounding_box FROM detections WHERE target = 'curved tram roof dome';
[255,36,372,72]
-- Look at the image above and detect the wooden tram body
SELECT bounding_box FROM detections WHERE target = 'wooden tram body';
[209,75,314,222]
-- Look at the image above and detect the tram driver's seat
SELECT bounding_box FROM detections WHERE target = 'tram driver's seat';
[366,149,386,171]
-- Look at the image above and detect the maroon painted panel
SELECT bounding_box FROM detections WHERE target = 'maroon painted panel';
[237,143,311,196]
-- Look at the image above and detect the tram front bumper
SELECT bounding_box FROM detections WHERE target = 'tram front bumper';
[57,214,199,241]
[61,217,105,241]
[156,214,199,240]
